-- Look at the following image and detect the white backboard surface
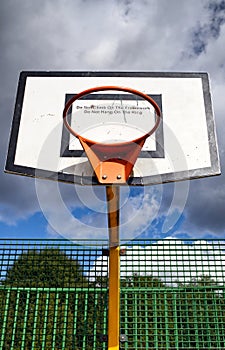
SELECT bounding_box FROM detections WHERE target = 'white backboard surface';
[5,71,220,185]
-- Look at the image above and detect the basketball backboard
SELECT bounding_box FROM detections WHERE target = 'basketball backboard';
[5,71,220,185]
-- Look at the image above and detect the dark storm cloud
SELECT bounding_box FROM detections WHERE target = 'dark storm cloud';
[183,174,225,235]
[191,0,225,55]
[208,0,225,38]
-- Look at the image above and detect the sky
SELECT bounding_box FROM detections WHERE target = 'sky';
[0,0,225,243]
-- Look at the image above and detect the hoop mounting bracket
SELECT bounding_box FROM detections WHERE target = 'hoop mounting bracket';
[80,138,145,184]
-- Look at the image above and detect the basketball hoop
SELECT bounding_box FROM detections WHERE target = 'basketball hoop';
[63,86,161,184]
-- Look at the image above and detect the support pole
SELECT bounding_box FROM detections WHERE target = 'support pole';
[106,185,120,350]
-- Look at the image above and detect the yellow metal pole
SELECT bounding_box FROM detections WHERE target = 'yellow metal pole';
[106,185,120,350]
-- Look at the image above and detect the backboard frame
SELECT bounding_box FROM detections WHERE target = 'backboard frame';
[5,71,220,186]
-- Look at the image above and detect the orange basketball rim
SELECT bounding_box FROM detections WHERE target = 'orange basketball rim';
[63,86,161,184]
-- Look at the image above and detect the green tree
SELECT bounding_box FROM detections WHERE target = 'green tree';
[175,276,225,349]
[119,274,225,350]
[2,248,86,288]
[120,275,167,349]
[0,248,107,350]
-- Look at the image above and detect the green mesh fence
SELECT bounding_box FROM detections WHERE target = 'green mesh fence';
[0,240,108,350]
[0,239,225,349]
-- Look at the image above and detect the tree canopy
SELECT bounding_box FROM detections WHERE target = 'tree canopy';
[2,248,87,288]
